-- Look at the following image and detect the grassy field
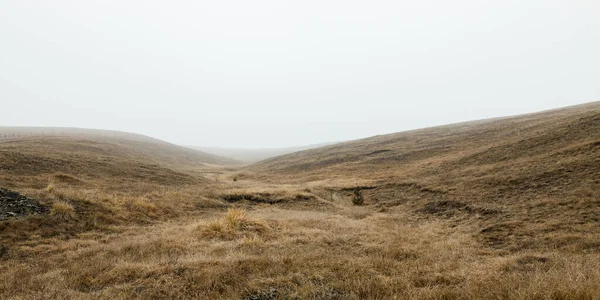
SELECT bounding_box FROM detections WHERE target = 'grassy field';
[1,102,599,299]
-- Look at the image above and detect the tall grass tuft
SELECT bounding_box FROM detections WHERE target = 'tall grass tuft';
[50,201,76,220]
[197,208,269,240]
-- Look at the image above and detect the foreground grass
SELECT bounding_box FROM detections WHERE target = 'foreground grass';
[2,202,600,299]
[1,170,599,299]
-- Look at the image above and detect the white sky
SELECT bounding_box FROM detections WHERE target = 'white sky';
[1,1,599,148]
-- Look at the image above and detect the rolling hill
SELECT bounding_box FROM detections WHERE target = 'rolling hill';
[0,128,238,190]
[0,127,239,167]
[249,102,600,252]
[249,102,599,189]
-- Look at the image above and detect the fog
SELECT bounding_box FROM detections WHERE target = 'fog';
[1,1,598,148]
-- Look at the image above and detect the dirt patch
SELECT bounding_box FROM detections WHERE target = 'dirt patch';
[221,192,315,204]
[339,185,378,192]
[418,200,501,217]
[365,149,391,156]
[0,188,48,220]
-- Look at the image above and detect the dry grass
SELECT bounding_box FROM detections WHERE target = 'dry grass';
[50,201,76,220]
[1,103,599,299]
[197,208,271,241]
[2,207,600,299]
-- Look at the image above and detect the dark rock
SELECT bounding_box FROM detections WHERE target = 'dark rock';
[0,188,49,220]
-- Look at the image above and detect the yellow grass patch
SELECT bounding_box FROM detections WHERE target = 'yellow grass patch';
[50,201,76,219]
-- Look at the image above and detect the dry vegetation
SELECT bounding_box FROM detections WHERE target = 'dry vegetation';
[1,102,599,299]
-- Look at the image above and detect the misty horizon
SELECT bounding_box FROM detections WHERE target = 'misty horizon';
[1,101,596,151]
[2,1,599,148]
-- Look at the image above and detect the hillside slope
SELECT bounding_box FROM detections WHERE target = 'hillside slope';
[0,127,239,167]
[250,102,599,183]
[0,129,237,190]
[249,102,600,252]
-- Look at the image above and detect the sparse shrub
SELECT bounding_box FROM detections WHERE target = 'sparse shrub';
[352,189,364,206]
[50,201,76,219]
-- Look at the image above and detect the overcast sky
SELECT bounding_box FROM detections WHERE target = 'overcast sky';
[1,1,599,148]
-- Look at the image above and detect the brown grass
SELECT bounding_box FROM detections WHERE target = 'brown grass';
[2,207,600,299]
[197,208,271,241]
[50,201,76,219]
[1,102,599,299]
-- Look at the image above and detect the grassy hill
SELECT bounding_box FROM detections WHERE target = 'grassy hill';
[0,127,239,167]
[0,130,237,213]
[249,102,599,180]
[1,103,600,299]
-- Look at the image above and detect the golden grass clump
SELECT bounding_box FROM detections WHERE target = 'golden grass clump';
[224,208,247,229]
[226,208,270,232]
[46,184,55,193]
[198,208,270,240]
[50,201,76,219]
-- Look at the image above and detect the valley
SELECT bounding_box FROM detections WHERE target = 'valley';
[1,102,599,299]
